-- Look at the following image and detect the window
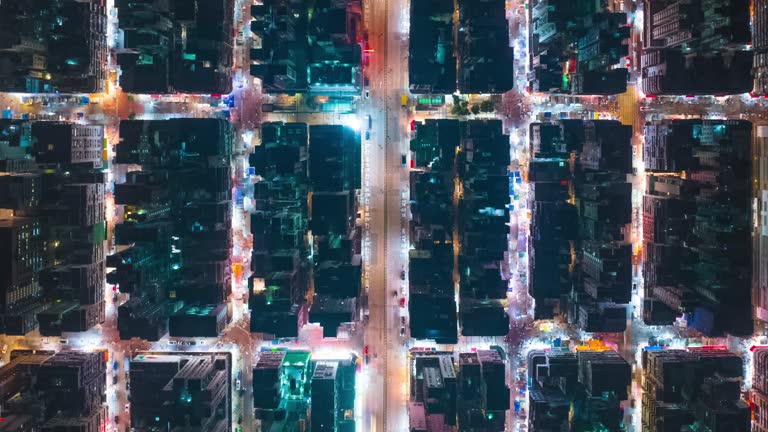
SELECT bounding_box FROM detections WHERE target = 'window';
[762,190,768,237]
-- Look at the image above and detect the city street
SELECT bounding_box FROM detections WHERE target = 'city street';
[361,0,411,429]
[5,0,768,431]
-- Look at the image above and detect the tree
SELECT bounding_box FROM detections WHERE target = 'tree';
[480,100,495,113]
[470,104,480,115]
[450,95,470,116]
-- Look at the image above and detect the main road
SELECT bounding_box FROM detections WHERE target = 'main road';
[362,0,411,429]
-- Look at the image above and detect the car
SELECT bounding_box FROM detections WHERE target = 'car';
[401,154,407,167]
[113,375,118,385]
[364,345,369,355]
[114,416,119,424]
[400,270,406,280]
[400,327,406,337]
[365,90,370,99]
[59,339,68,345]
[366,115,372,129]
[400,297,406,307]
[401,316,406,326]
[124,403,129,413]
[393,290,398,297]
[365,131,370,140]
[364,354,370,365]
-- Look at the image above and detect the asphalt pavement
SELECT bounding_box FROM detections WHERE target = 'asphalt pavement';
[360,0,412,430]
